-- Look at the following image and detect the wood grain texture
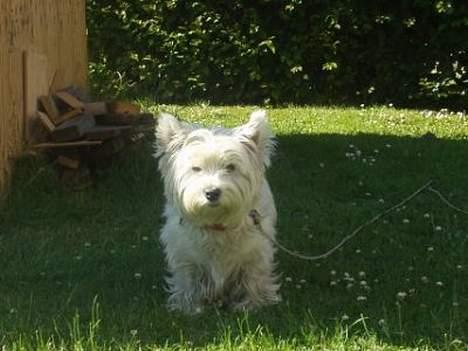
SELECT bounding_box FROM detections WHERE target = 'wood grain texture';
[0,0,87,192]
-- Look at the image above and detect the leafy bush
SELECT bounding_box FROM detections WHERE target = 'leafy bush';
[87,0,467,108]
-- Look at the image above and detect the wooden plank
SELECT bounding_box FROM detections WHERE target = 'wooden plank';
[55,108,83,125]
[31,140,102,149]
[0,48,24,191]
[37,111,55,133]
[24,51,49,142]
[38,95,60,122]
[55,91,85,109]
[51,114,96,141]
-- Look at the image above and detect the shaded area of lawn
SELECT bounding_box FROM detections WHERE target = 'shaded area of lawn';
[1,125,467,349]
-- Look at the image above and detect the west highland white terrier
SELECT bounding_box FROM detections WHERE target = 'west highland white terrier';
[154,110,281,313]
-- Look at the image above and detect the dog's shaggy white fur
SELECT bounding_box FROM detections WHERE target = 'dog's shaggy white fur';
[154,110,281,313]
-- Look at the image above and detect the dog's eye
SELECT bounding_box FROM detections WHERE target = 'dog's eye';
[192,166,202,172]
[225,164,236,172]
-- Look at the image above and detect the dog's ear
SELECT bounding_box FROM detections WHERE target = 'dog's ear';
[236,110,276,167]
[155,113,191,157]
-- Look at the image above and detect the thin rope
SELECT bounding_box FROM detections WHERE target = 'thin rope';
[258,180,435,261]
[427,186,468,215]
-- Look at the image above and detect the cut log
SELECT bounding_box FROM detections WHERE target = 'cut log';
[108,101,141,115]
[51,114,96,141]
[96,112,154,126]
[56,155,80,169]
[37,111,55,133]
[85,125,133,141]
[84,101,108,116]
[57,86,91,103]
[55,91,85,109]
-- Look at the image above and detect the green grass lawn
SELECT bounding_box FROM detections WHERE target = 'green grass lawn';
[1,105,468,350]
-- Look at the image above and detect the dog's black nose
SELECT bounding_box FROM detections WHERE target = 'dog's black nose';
[204,188,222,202]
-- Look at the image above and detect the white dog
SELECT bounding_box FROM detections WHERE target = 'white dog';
[154,110,281,313]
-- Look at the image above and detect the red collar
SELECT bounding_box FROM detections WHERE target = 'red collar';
[180,210,260,232]
[203,223,227,231]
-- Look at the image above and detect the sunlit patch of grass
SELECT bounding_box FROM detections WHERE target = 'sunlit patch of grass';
[1,105,468,350]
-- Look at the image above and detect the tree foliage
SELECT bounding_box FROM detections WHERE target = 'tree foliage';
[87,0,467,107]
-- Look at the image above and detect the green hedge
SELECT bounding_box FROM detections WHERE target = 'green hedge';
[87,0,467,108]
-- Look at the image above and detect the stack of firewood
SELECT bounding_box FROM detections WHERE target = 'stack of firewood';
[31,87,155,189]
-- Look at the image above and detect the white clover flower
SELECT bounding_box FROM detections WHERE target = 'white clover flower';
[436,281,444,287]
[427,246,434,252]
[300,279,307,284]
[358,271,366,278]
[346,283,354,290]
[134,273,142,280]
[421,276,429,283]
[402,218,410,224]
[456,265,463,270]
[75,255,82,261]
[330,270,337,276]
[435,226,443,231]
[130,330,138,337]
[319,162,325,168]
[360,280,368,286]
[295,284,302,289]
[142,236,149,241]
[84,242,91,248]
[357,295,367,302]
[378,198,385,204]
[423,213,430,218]
[396,292,407,300]
[408,266,414,271]
[378,319,385,326]
[385,144,392,148]
[330,281,337,287]
[285,277,293,282]
[355,249,362,254]
[452,302,460,307]
[342,314,350,321]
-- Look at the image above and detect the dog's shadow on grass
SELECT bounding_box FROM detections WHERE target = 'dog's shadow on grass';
[1,133,468,348]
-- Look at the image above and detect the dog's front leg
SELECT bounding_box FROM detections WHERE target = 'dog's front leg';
[165,264,207,314]
[231,260,281,311]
